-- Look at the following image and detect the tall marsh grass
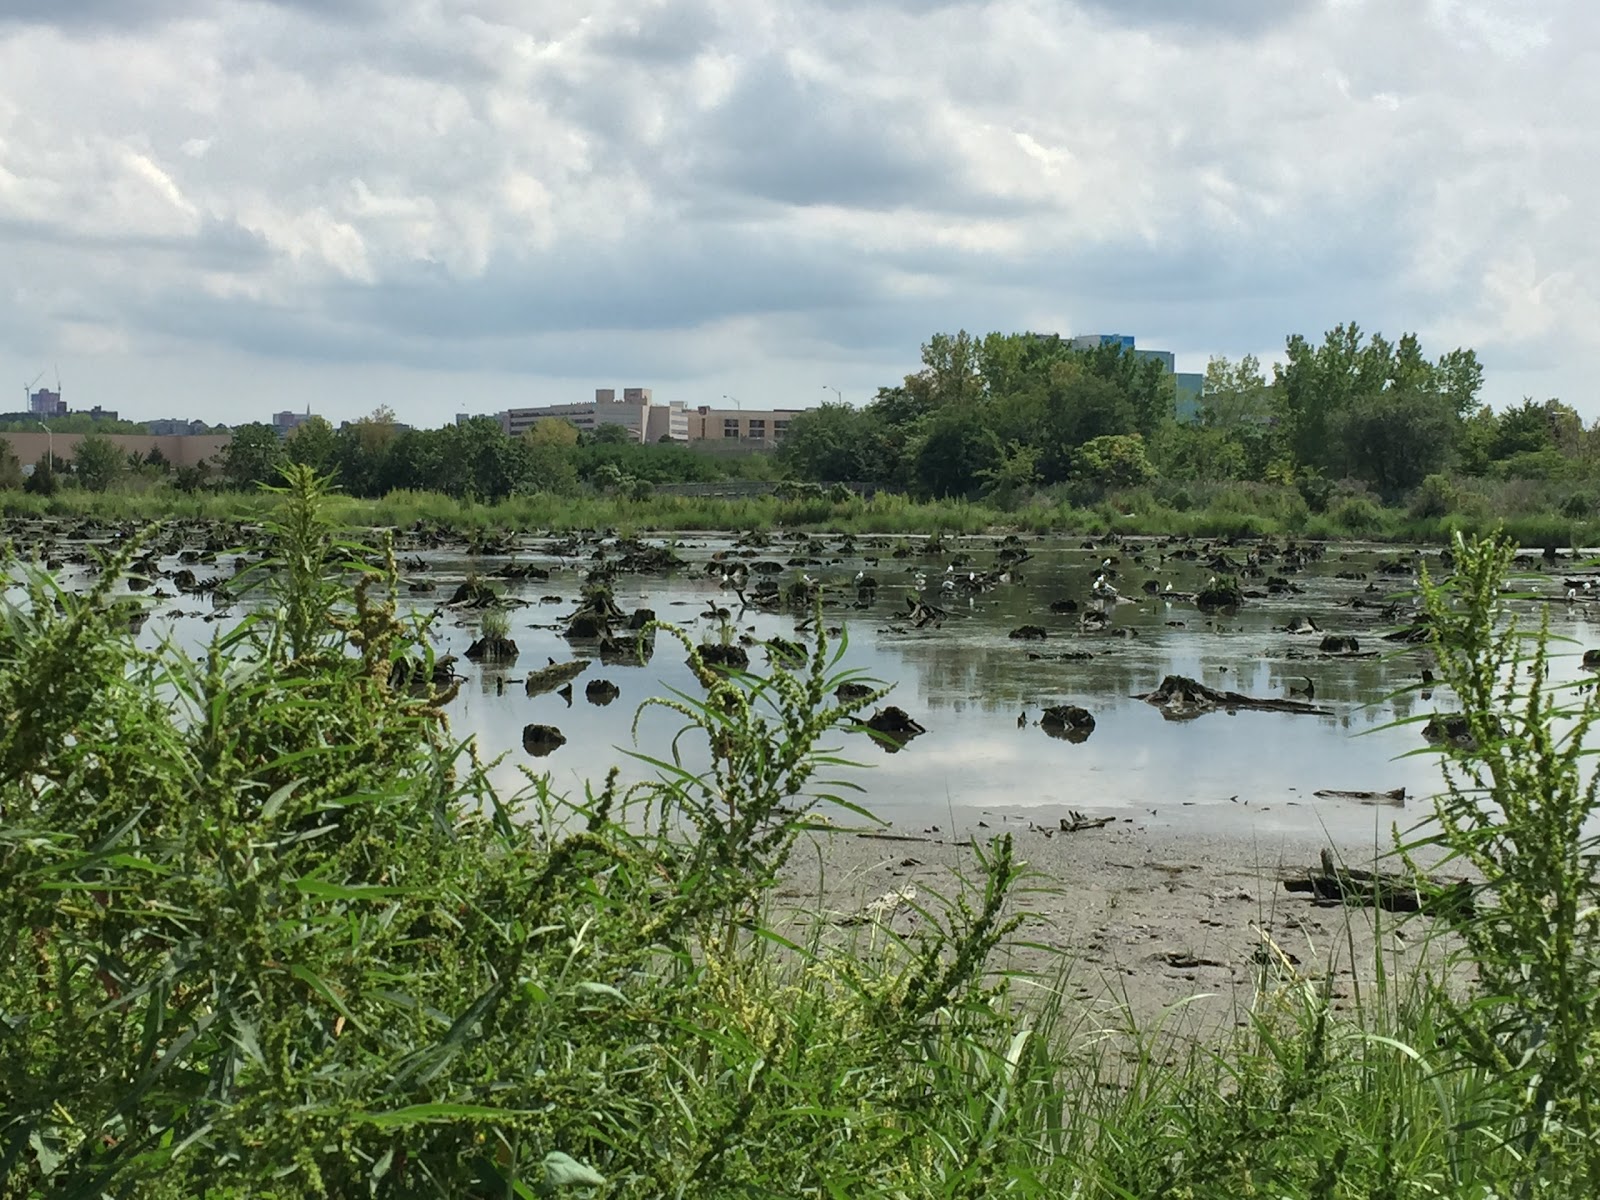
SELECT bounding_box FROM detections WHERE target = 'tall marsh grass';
[11,475,1600,545]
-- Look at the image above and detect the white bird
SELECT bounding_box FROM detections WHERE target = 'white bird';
[854,570,865,583]
[1568,587,1578,602]
[941,578,956,593]
[1164,582,1173,592]
[1091,574,1119,601]
[802,573,815,587]
[945,564,955,576]
[914,571,927,589]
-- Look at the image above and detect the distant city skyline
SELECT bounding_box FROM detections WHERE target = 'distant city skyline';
[2,2,1593,427]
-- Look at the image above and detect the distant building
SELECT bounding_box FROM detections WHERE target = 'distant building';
[272,409,312,437]
[685,407,801,449]
[1070,333,1202,422]
[1175,373,1204,423]
[82,405,118,422]
[478,388,686,444]
[148,418,217,436]
[28,388,66,418]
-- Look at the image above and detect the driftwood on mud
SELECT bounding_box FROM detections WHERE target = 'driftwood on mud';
[1059,809,1113,832]
[1282,849,1474,915]
[1136,674,1331,720]
[1314,787,1406,807]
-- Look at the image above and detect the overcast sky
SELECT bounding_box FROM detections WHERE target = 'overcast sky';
[0,0,1591,427]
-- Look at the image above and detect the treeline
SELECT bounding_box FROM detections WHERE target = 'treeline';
[777,324,1593,506]
[228,412,774,499]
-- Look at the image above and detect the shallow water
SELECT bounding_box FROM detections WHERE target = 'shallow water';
[14,528,1599,843]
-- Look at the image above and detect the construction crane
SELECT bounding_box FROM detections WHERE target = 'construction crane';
[24,370,44,411]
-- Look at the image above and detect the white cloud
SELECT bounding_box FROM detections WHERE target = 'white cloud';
[0,0,1597,423]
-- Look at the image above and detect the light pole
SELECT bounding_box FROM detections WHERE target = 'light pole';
[37,421,52,471]
[822,385,842,404]
[721,394,741,410]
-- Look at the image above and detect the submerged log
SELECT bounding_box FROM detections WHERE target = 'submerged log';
[1313,787,1407,807]
[525,657,589,697]
[1136,674,1330,720]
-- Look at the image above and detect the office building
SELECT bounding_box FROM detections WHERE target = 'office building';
[685,407,800,448]
[28,387,66,418]
[480,388,687,444]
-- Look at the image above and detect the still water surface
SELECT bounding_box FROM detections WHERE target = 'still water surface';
[21,529,1597,842]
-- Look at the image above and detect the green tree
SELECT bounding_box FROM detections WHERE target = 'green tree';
[1073,432,1157,488]
[23,455,56,495]
[911,405,1000,498]
[778,403,877,482]
[1491,399,1555,462]
[977,441,1040,508]
[589,423,635,446]
[72,433,125,493]
[1335,388,1456,498]
[222,423,285,490]
[526,418,581,447]
[0,441,22,490]
[284,415,337,473]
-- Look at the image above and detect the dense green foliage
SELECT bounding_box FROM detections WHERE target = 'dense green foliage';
[213,411,773,501]
[2,473,1600,1195]
[778,324,1594,510]
[5,321,1597,536]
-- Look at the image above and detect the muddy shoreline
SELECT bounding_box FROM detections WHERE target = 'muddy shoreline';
[777,808,1463,1035]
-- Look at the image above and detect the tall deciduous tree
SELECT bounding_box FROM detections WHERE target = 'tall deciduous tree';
[285,416,337,473]
[222,424,285,490]
[72,433,125,492]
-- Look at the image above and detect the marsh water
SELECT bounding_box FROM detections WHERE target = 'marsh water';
[16,528,1598,842]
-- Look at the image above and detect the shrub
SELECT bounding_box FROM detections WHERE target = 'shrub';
[1560,491,1593,520]
[1329,495,1383,535]
[1408,533,1600,1190]
[1409,472,1458,519]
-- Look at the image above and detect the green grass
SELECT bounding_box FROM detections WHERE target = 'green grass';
[8,476,1600,545]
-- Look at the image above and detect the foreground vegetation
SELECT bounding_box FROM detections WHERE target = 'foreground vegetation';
[3,470,1599,1196]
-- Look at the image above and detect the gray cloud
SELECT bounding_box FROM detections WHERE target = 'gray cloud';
[0,0,1596,424]
[0,0,390,30]
[1069,0,1323,34]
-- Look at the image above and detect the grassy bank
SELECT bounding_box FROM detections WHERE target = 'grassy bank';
[3,473,1598,1195]
[5,477,1597,545]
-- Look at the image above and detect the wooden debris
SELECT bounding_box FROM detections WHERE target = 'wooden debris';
[1282,849,1473,915]
[1313,787,1406,807]
[1060,810,1114,832]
